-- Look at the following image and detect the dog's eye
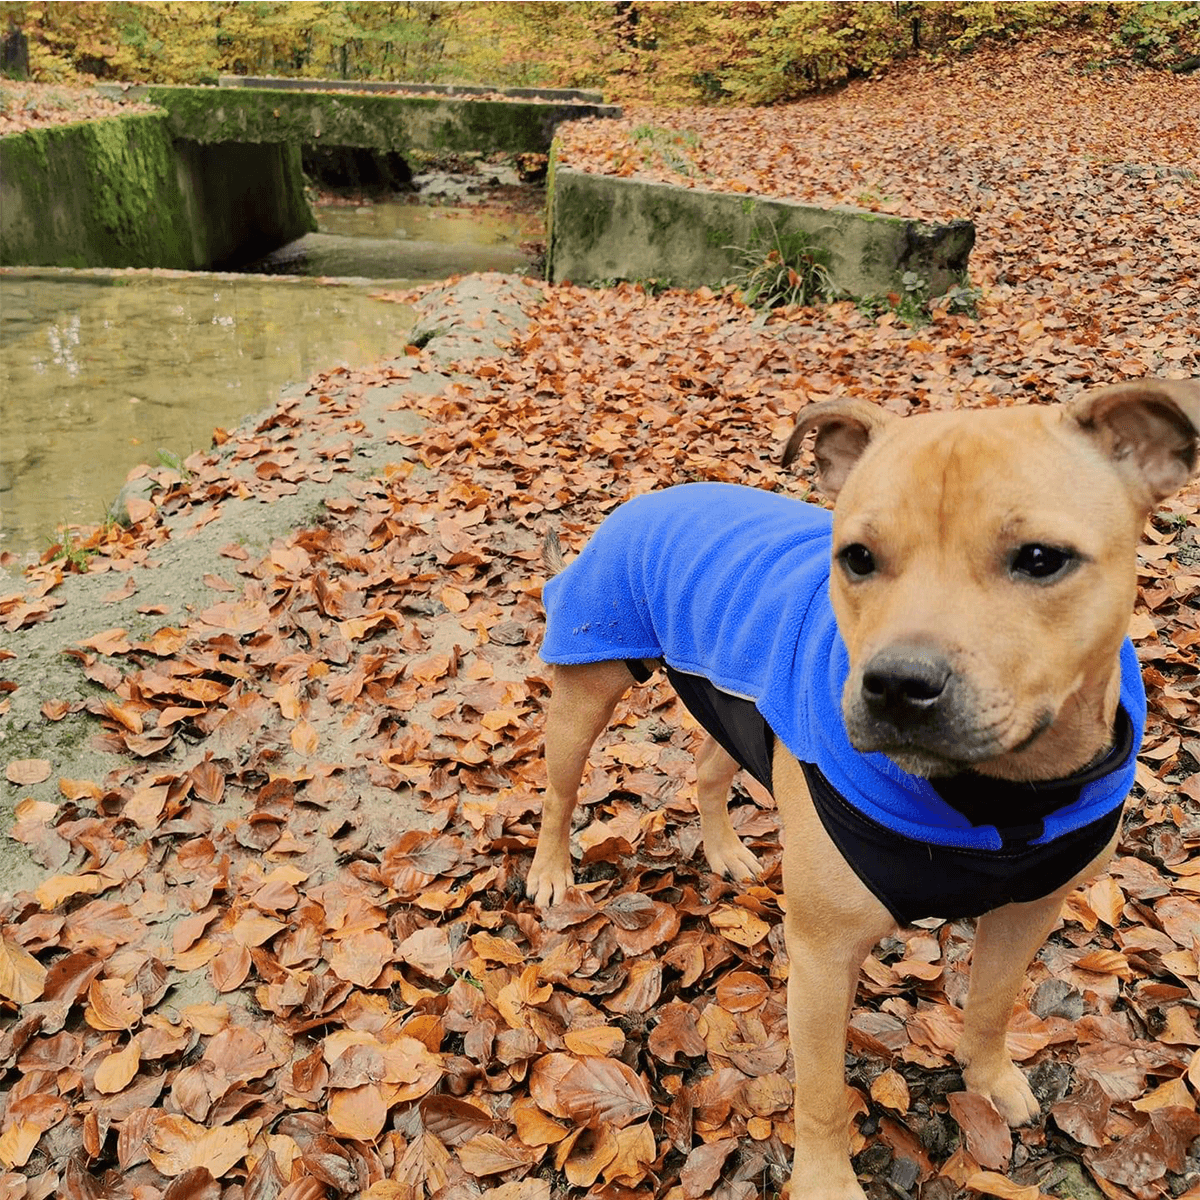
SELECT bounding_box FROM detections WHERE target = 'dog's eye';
[1012,544,1074,580]
[839,543,876,578]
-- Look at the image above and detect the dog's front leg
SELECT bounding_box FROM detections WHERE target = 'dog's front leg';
[528,661,636,908]
[957,832,1118,1125]
[774,753,895,1199]
[956,894,1066,1124]
[784,914,887,1199]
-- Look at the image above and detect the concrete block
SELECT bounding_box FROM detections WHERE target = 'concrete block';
[547,163,974,299]
[0,113,314,270]
[117,85,621,156]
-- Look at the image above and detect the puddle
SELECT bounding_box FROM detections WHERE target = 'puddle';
[243,195,543,279]
[0,271,414,564]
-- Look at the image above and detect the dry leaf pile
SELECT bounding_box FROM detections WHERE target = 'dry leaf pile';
[2,42,1200,1200]
[558,45,1199,373]
[0,83,158,137]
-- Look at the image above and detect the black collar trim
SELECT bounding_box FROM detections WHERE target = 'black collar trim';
[930,706,1134,834]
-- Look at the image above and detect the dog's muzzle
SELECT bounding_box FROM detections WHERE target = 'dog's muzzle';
[843,644,999,771]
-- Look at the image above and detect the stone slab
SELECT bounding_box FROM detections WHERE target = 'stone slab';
[0,112,314,270]
[219,75,606,105]
[547,162,975,299]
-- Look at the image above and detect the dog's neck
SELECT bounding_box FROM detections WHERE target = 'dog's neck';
[970,663,1124,785]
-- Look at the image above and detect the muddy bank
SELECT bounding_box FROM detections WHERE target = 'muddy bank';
[0,273,539,898]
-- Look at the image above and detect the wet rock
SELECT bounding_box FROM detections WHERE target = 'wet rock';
[107,476,160,526]
[889,1156,921,1191]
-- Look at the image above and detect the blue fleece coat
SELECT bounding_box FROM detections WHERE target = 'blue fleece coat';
[540,483,1144,852]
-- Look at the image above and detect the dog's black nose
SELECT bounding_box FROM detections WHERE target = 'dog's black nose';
[861,648,951,718]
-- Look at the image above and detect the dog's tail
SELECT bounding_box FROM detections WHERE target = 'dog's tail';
[543,528,567,579]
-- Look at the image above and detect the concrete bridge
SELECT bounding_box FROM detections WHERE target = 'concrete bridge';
[0,81,618,271]
[113,78,620,156]
[2,78,973,300]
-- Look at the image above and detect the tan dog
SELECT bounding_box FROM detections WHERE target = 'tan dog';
[530,380,1199,1200]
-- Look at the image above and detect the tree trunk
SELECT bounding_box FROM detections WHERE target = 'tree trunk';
[1,24,30,80]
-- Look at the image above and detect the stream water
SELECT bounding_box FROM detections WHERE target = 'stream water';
[245,195,542,279]
[0,193,541,566]
[0,271,414,565]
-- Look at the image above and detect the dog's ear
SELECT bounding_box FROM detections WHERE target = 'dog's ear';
[782,399,898,499]
[1067,379,1200,506]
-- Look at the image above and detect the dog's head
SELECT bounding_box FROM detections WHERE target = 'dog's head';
[783,381,1199,781]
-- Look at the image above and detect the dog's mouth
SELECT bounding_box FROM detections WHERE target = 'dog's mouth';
[841,646,1064,778]
[846,709,1055,779]
[859,741,986,780]
[871,745,974,779]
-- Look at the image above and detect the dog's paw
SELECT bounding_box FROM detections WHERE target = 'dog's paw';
[963,1061,1040,1126]
[703,835,762,884]
[525,852,574,909]
[783,1171,868,1200]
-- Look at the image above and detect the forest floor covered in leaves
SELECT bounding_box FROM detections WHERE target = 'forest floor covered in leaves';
[2,39,1200,1200]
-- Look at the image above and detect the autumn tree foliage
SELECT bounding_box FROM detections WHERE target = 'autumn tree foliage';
[0,1,467,86]
[2,1,1197,100]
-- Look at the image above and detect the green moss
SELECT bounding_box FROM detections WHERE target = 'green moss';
[88,116,177,247]
[437,99,553,154]
[146,85,421,152]
[0,717,76,761]
[644,197,680,240]
[545,136,561,269]
[555,190,610,258]
[0,114,193,267]
[1,110,314,269]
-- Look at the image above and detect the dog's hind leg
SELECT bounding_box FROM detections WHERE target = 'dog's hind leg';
[695,734,761,881]
[528,660,635,908]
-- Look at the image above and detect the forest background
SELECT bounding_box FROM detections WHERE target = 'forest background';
[1,1,1198,104]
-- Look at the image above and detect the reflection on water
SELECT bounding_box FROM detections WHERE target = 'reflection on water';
[320,201,541,246]
[0,271,414,561]
[244,198,542,279]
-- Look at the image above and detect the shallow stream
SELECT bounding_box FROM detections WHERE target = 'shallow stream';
[0,193,540,566]
[245,195,542,279]
[0,271,414,565]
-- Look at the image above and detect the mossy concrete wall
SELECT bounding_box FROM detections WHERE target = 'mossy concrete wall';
[547,162,975,298]
[0,112,315,270]
[116,85,621,155]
